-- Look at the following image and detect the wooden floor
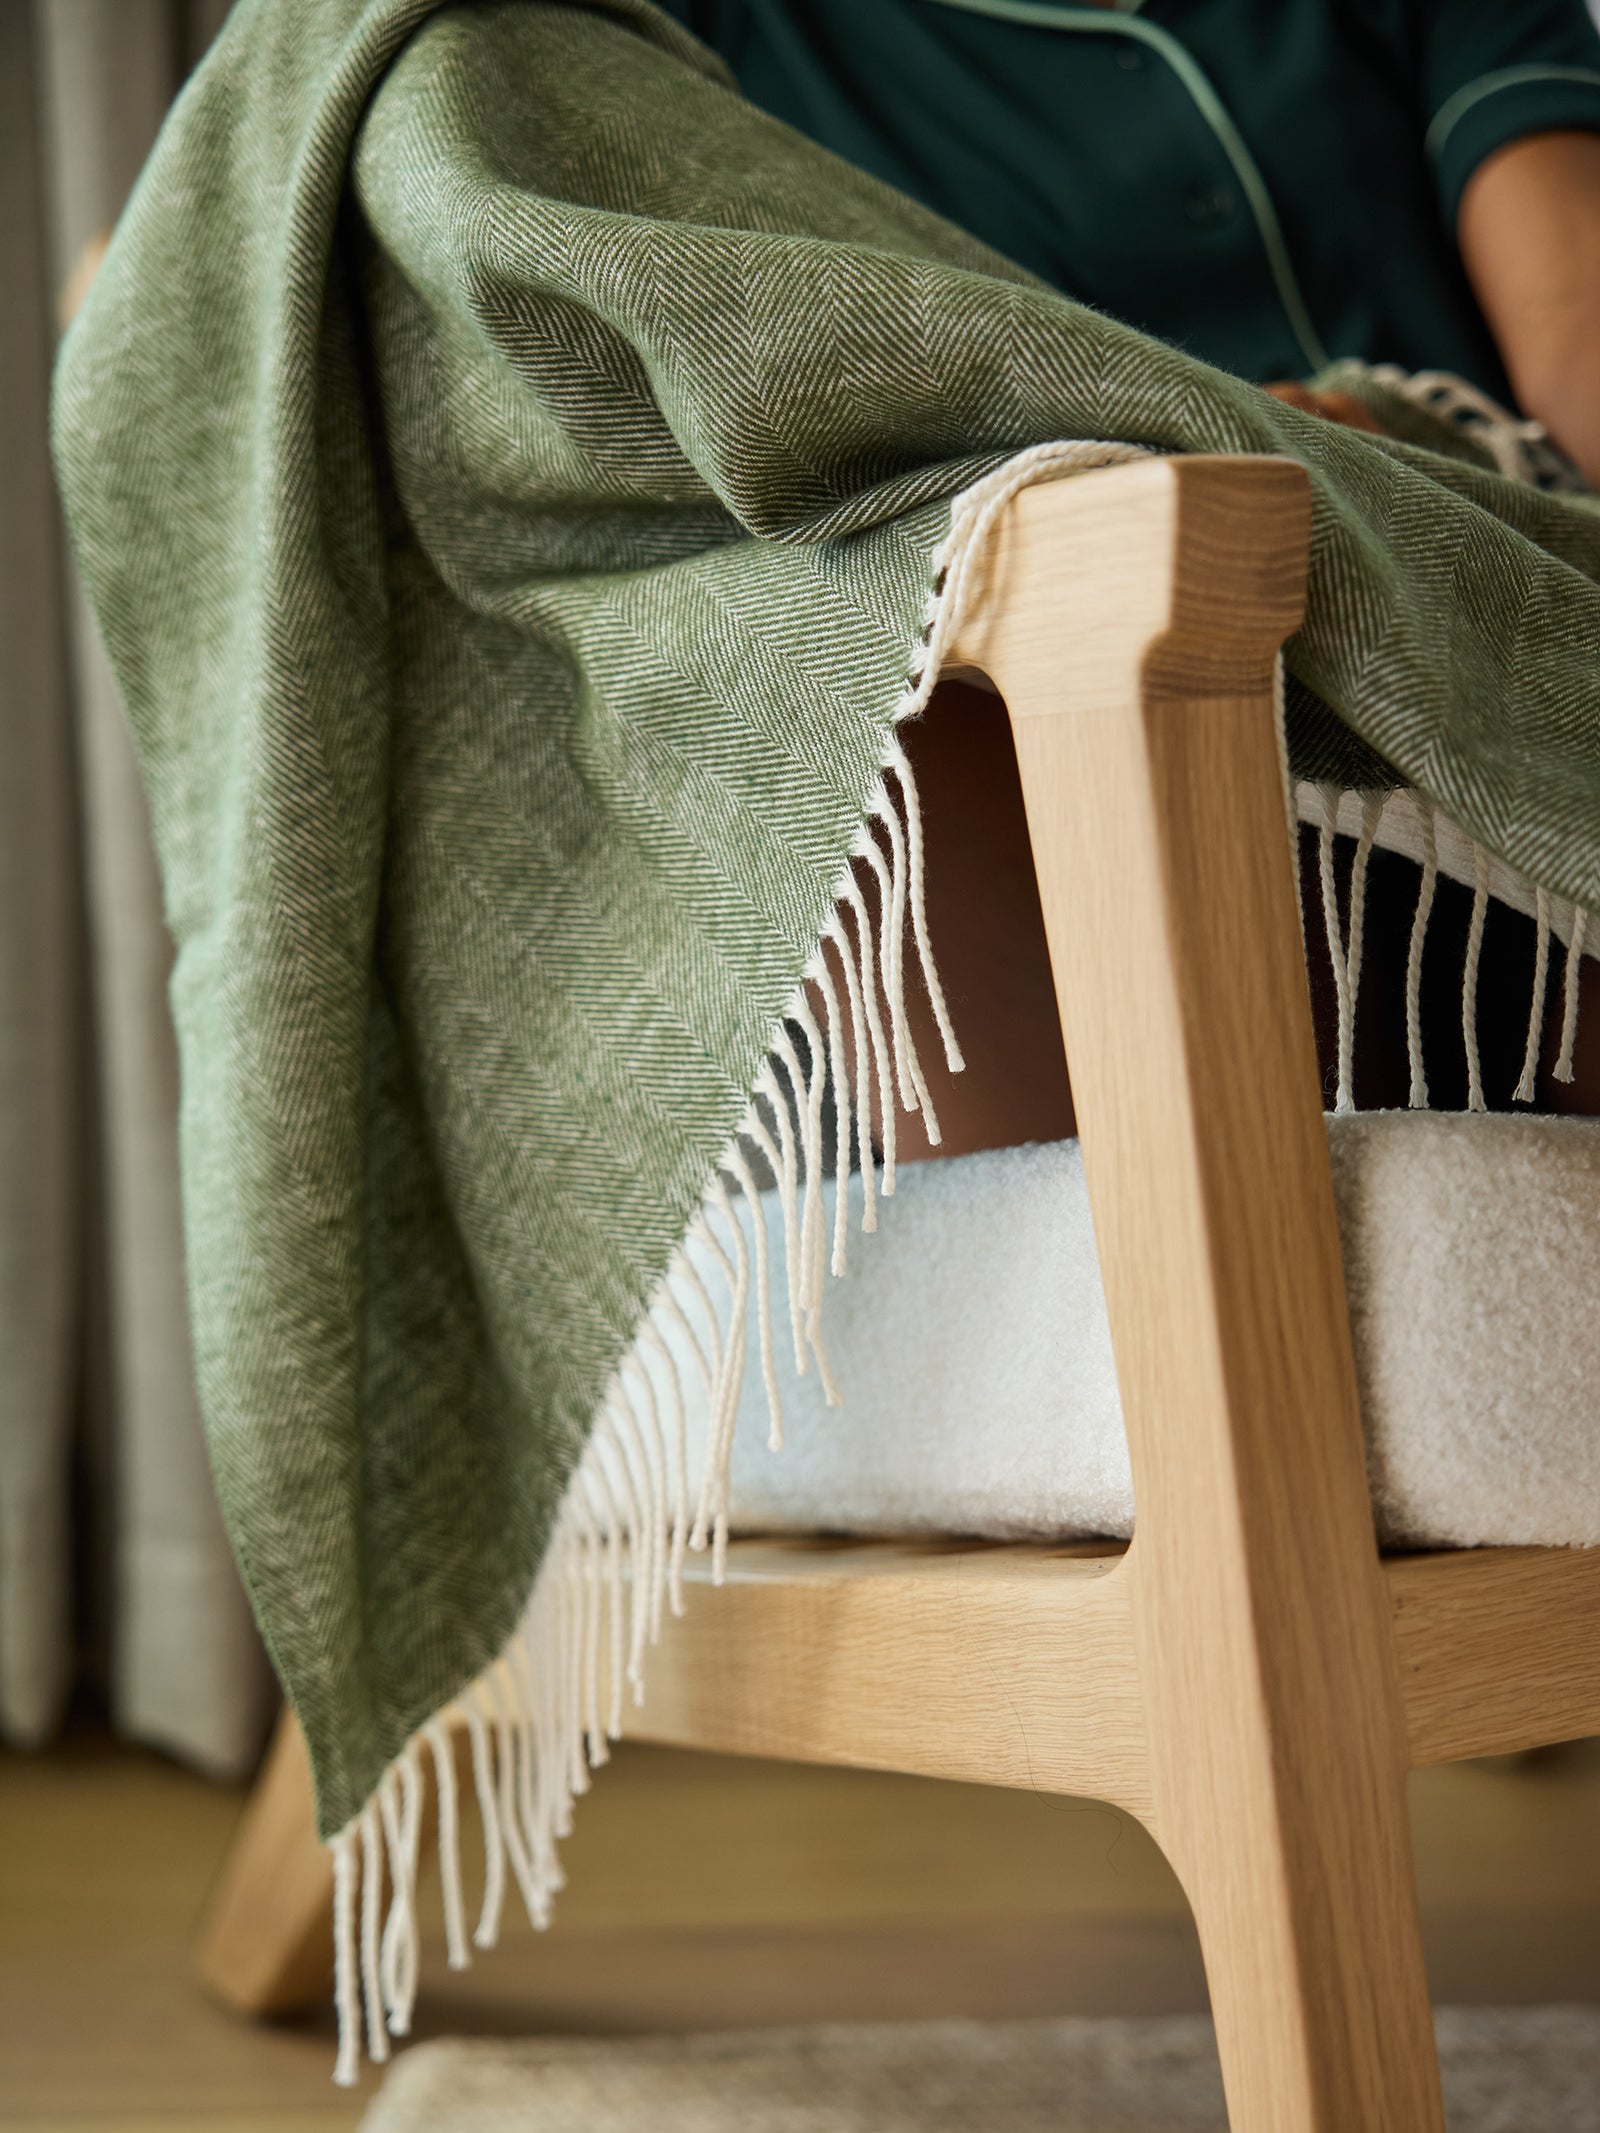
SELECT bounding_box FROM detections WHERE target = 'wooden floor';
[5,1732,1599,2130]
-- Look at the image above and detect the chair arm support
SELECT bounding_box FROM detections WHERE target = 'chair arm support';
[949,454,1444,2129]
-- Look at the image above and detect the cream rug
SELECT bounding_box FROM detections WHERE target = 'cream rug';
[360,2011,1600,2130]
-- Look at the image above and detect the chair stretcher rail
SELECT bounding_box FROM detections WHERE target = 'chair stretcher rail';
[624,1537,1600,1787]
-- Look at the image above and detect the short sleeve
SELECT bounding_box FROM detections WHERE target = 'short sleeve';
[1415,0,1600,224]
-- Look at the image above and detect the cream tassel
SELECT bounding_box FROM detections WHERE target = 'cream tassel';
[1463,842,1490,1112]
[378,1753,422,2035]
[840,878,897,1196]
[807,950,854,1278]
[854,828,921,1120]
[619,1357,673,1634]
[727,1141,784,1450]
[1315,785,1361,1113]
[772,1023,820,1316]
[359,1806,390,2064]
[464,1697,505,1946]
[1514,886,1552,1103]
[1556,903,1589,1084]
[425,1719,469,1972]
[1405,797,1438,1109]
[636,1320,689,1615]
[752,1064,807,1374]
[873,796,941,1141]
[883,742,964,1073]
[331,1832,361,2088]
[824,912,878,1233]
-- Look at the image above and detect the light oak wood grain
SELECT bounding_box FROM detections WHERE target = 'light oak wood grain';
[632,1536,1600,1787]
[951,455,1443,2132]
[1393,1544,1600,1766]
[624,1539,1149,1814]
[197,1708,336,2018]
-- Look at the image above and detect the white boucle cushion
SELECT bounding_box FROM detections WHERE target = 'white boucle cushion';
[682,1113,1600,1551]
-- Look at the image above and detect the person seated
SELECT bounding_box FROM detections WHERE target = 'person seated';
[660,0,1600,1148]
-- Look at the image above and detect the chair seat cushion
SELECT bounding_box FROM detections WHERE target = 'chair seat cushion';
[682,1113,1600,1551]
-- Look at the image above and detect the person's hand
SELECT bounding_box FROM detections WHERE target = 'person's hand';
[1264,381,1386,434]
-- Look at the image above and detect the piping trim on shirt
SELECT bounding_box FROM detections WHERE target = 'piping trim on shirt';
[922,0,1332,373]
[1426,63,1600,166]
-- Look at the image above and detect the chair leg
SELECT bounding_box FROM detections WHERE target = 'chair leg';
[196,1706,335,2016]
[1146,1680,1442,2131]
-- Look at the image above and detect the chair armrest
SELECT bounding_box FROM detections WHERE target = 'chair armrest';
[947,452,1311,702]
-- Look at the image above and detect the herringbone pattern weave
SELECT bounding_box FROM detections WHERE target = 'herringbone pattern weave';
[53,0,1600,1834]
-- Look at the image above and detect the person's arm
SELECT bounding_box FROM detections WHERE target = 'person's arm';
[1457,127,1600,487]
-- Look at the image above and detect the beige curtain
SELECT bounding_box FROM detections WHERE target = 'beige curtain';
[1,0,272,1778]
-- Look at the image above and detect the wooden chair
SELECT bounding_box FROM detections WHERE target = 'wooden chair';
[198,454,1600,2131]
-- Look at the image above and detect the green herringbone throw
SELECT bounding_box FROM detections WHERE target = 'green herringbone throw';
[52,0,1600,1863]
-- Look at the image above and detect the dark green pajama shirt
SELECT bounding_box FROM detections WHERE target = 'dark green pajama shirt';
[657,0,1600,395]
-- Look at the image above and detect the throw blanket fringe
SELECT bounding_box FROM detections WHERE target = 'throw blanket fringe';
[325,417,1596,2086]
[1298,365,1597,1118]
[1299,782,1595,1115]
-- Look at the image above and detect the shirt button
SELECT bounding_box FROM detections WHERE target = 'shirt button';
[1115,46,1144,70]
[1183,184,1236,228]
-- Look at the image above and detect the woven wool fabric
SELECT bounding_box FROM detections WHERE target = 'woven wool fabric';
[51,0,1600,1845]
